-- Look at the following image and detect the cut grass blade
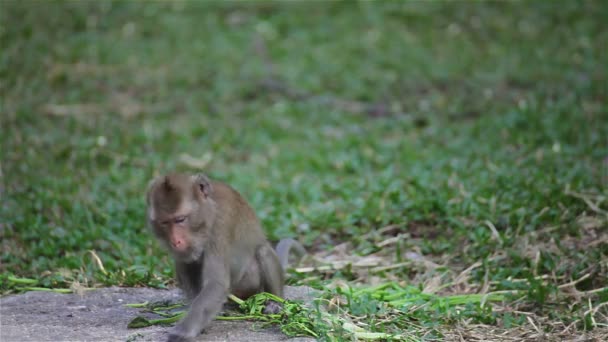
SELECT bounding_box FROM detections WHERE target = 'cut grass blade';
[7,276,39,285]
[21,287,73,294]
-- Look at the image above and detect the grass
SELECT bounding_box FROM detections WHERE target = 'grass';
[1,1,607,340]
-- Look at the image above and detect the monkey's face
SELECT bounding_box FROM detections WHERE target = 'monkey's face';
[146,174,215,262]
[149,203,210,262]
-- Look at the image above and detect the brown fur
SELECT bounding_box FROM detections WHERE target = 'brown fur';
[146,173,286,342]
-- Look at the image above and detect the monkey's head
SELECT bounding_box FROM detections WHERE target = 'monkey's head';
[146,173,216,262]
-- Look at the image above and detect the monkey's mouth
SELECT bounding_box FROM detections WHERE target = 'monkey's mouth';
[172,247,203,263]
[172,249,193,261]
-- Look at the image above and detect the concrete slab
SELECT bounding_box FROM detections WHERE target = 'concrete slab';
[0,286,317,342]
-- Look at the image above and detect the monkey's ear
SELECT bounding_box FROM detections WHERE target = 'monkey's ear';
[193,173,213,198]
[145,177,160,204]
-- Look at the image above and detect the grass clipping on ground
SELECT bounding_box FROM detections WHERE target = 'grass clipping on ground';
[126,292,318,338]
[125,283,510,340]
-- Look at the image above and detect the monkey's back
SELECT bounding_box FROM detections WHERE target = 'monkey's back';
[209,181,272,288]
[210,181,266,245]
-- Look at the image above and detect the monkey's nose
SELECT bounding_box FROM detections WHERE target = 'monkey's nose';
[172,239,187,251]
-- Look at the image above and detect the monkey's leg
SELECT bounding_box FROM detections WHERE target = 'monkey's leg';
[175,260,203,300]
[256,243,285,297]
[231,256,262,300]
[254,244,285,314]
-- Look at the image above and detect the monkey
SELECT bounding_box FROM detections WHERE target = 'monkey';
[146,173,305,342]
[275,237,306,271]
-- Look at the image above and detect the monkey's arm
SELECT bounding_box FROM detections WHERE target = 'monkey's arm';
[168,253,229,342]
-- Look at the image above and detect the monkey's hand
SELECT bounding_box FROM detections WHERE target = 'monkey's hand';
[166,325,196,342]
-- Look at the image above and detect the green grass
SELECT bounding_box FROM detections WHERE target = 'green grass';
[1,1,607,340]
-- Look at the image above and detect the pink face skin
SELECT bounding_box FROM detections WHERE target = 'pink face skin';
[148,184,210,262]
[150,201,195,254]
[168,220,190,252]
[167,217,207,263]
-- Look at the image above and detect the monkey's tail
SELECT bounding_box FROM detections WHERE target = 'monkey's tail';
[275,238,306,270]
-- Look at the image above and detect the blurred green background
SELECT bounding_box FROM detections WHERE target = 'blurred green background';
[1,0,606,338]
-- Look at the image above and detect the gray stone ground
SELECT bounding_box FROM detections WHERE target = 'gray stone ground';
[0,286,317,342]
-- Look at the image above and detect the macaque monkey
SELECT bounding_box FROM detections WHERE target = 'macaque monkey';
[146,173,305,342]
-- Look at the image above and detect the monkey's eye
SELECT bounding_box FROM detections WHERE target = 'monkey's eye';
[174,216,187,224]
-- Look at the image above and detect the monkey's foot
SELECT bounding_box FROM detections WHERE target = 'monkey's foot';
[262,300,283,315]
